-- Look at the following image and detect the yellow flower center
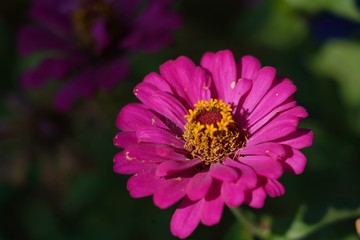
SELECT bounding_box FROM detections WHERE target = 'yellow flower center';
[183,99,247,164]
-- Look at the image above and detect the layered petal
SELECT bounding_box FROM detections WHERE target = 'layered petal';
[170,198,202,239]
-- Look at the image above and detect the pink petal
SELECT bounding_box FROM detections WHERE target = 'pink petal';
[221,181,245,207]
[125,143,187,163]
[116,103,167,131]
[156,159,202,177]
[209,162,239,182]
[143,72,173,94]
[114,132,137,149]
[248,111,301,146]
[247,78,297,127]
[137,126,184,148]
[247,100,297,134]
[186,171,212,201]
[153,177,190,209]
[265,179,285,197]
[279,128,314,149]
[238,156,283,179]
[282,148,307,174]
[224,159,258,190]
[113,151,156,175]
[170,198,202,239]
[134,82,188,129]
[238,55,261,79]
[159,56,210,107]
[127,169,161,198]
[242,67,276,112]
[226,78,252,111]
[200,50,237,100]
[239,142,286,160]
[201,181,224,226]
[245,187,267,208]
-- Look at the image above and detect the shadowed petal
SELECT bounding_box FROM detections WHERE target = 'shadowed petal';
[186,171,212,201]
[238,55,261,79]
[210,162,239,182]
[245,187,267,208]
[201,181,224,226]
[265,179,285,197]
[153,177,190,209]
[137,126,184,148]
[156,159,202,177]
[114,132,137,148]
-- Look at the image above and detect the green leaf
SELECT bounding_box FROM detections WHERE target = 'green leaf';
[284,0,360,21]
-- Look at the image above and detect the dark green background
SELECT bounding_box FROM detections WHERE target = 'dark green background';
[1,0,360,239]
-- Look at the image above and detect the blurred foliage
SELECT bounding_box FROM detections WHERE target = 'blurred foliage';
[1,0,360,239]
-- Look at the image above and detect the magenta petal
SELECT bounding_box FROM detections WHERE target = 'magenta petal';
[137,126,184,148]
[265,179,285,197]
[114,132,137,148]
[224,159,258,190]
[156,159,202,177]
[113,151,156,175]
[279,129,314,149]
[242,67,276,112]
[116,103,167,131]
[282,148,307,174]
[153,177,190,209]
[227,78,252,110]
[248,113,300,145]
[238,55,261,79]
[210,162,239,182]
[127,170,161,198]
[126,143,187,163]
[248,100,297,134]
[248,78,297,127]
[200,50,237,100]
[221,181,245,207]
[239,142,286,160]
[201,181,224,226]
[134,82,188,129]
[186,171,212,201]
[159,56,210,106]
[143,72,173,94]
[238,156,283,179]
[245,187,267,208]
[170,198,202,239]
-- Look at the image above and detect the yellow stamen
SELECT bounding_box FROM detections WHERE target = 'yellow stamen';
[183,98,247,164]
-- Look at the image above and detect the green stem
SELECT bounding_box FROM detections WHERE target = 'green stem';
[285,206,360,240]
[229,207,266,239]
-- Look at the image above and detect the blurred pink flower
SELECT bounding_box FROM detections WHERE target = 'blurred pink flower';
[113,50,313,238]
[19,0,181,111]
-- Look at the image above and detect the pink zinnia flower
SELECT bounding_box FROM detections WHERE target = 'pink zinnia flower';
[19,0,181,111]
[113,50,313,238]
